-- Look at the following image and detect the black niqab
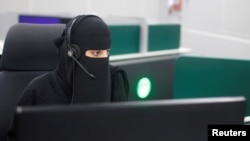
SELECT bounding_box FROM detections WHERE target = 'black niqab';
[56,15,111,104]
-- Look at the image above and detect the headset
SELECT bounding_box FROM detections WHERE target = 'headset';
[66,15,95,79]
[66,16,81,59]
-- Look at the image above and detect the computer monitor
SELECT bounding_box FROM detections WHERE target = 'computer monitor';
[14,96,246,141]
[110,54,178,101]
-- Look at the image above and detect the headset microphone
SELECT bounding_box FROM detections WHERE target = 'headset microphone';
[67,50,96,79]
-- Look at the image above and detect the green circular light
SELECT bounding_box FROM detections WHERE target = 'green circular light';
[136,77,152,99]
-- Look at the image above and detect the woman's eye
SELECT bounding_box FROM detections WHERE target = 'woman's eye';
[92,51,100,56]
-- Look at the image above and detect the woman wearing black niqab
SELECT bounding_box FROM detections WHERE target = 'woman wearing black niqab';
[18,15,128,106]
[7,15,128,141]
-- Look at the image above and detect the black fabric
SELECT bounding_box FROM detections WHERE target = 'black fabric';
[17,65,128,106]
[18,71,71,106]
[56,15,112,104]
[110,65,129,101]
[70,15,111,103]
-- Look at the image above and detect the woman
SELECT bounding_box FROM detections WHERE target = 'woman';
[18,14,128,106]
[7,14,128,141]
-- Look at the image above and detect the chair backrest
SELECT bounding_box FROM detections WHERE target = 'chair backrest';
[0,23,65,140]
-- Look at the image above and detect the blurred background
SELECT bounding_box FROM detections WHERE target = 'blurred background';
[0,0,250,59]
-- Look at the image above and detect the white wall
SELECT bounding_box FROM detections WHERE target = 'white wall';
[1,0,250,59]
[0,0,166,45]
[0,0,172,54]
[181,0,250,59]
[0,0,168,21]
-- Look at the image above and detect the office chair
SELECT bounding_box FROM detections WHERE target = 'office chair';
[0,23,65,140]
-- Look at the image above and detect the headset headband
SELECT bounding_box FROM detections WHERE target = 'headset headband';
[66,16,80,50]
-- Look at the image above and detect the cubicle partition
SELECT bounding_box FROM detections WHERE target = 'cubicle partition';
[148,24,180,51]
[173,56,250,116]
[109,25,140,55]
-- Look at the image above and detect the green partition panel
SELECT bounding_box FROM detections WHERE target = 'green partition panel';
[109,25,140,55]
[173,56,250,115]
[148,24,180,51]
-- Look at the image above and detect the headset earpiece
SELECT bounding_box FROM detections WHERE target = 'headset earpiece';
[67,44,81,59]
[71,44,81,59]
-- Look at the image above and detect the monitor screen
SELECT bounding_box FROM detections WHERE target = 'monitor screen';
[110,54,178,101]
[14,96,246,141]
